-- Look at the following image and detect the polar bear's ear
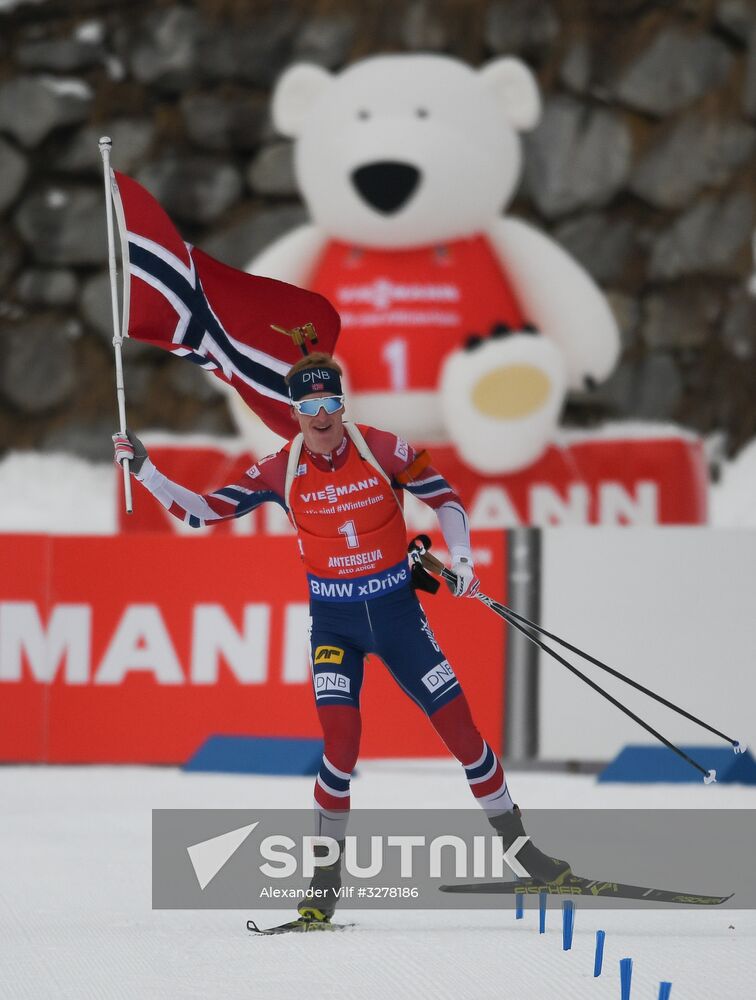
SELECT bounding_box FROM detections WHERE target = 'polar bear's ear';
[479,57,541,132]
[272,63,334,138]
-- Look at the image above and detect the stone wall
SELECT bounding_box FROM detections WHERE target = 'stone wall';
[0,0,755,461]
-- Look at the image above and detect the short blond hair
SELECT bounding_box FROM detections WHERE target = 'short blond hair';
[285,352,343,385]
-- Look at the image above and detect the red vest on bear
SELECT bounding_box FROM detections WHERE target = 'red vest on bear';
[309,235,526,392]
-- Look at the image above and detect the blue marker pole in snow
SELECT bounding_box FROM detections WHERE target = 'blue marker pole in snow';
[658,983,672,1000]
[593,929,606,977]
[561,900,574,950]
[620,957,633,1000]
[515,892,524,919]
[539,891,547,934]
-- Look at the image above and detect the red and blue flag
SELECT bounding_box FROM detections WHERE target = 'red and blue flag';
[110,170,340,438]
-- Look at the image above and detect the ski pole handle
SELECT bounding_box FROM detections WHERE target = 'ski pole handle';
[408,535,460,586]
[418,549,446,577]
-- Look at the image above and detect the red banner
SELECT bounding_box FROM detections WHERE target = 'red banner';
[119,431,707,536]
[0,533,506,764]
[431,434,708,526]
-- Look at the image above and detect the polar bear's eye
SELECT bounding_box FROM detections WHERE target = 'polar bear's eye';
[416,108,429,118]
[357,109,371,120]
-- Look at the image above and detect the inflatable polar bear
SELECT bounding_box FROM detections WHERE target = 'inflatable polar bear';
[233,53,620,473]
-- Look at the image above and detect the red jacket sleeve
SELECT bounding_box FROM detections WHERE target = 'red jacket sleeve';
[363,426,463,510]
[136,449,289,528]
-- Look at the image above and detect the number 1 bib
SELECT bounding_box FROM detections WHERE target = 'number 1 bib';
[286,426,408,590]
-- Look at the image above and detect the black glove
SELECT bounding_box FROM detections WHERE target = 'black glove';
[112,429,148,475]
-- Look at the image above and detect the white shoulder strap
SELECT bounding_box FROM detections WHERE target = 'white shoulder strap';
[284,433,304,516]
[285,424,401,515]
[343,422,393,487]
[344,422,403,509]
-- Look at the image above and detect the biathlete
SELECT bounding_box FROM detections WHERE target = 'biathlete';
[113,352,569,924]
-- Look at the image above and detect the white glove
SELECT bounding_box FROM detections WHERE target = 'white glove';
[449,556,480,599]
[112,429,148,475]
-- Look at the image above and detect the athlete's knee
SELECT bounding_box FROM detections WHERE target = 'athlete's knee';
[318,704,362,773]
[428,693,485,766]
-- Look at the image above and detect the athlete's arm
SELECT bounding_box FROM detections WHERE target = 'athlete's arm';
[113,430,288,528]
[363,427,472,563]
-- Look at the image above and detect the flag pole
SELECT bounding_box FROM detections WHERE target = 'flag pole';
[98,136,132,514]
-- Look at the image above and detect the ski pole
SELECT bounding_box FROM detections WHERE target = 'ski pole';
[409,542,718,781]
[99,135,132,515]
[408,538,744,755]
[486,598,739,751]
[483,593,715,781]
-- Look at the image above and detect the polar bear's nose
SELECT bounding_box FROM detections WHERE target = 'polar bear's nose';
[351,161,421,214]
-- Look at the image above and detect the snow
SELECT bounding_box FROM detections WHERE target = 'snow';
[0,427,752,992]
[74,19,104,44]
[710,437,756,528]
[556,420,700,444]
[0,0,46,11]
[0,452,116,534]
[2,427,756,533]
[1,761,754,1000]
[40,75,93,100]
[105,55,126,82]
[44,188,68,209]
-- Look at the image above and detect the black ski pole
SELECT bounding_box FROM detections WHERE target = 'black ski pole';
[408,537,744,756]
[489,599,742,752]
[476,592,715,782]
[408,539,733,781]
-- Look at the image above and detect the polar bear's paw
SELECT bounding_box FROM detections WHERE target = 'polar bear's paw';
[440,329,568,474]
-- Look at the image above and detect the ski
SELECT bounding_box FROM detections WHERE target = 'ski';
[247,916,354,935]
[439,874,733,906]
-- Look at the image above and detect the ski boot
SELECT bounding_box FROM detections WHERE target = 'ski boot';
[297,840,345,923]
[490,806,571,884]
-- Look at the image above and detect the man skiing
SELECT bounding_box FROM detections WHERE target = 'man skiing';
[113,351,569,926]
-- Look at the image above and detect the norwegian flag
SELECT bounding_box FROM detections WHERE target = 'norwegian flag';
[110,171,340,438]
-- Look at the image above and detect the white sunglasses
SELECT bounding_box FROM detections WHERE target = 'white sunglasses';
[291,395,345,416]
